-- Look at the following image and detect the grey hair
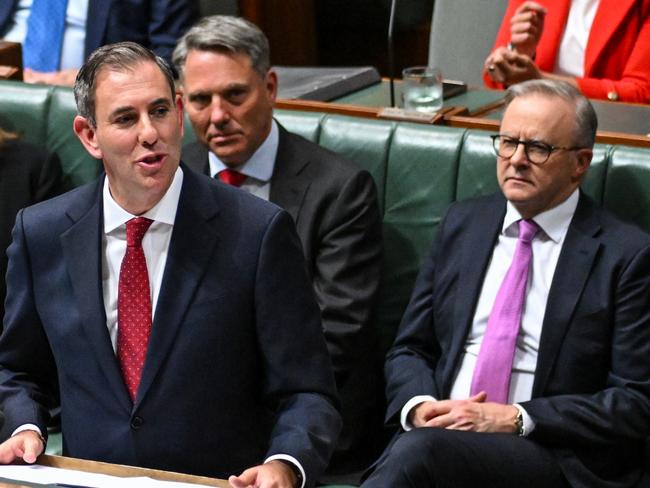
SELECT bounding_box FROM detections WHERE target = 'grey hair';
[172,15,270,80]
[74,41,176,127]
[504,79,598,148]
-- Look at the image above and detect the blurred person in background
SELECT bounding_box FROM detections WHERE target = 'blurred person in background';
[0,127,63,326]
[484,0,650,103]
[0,0,199,85]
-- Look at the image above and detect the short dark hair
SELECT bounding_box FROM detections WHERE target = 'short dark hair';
[74,41,176,127]
[503,79,598,148]
[172,15,270,81]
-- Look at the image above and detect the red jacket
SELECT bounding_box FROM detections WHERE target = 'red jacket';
[484,0,650,103]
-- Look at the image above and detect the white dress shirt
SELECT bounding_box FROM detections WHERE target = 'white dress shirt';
[208,120,279,201]
[3,0,88,70]
[102,168,182,349]
[401,190,580,434]
[555,0,600,77]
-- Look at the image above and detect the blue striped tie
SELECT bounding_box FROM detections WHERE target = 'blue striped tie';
[23,0,68,72]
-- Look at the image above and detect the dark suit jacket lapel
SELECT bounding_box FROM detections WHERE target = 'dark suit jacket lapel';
[442,195,505,395]
[136,167,220,405]
[60,178,132,411]
[269,125,310,223]
[532,194,601,397]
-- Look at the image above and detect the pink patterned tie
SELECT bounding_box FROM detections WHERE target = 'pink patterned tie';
[218,169,247,187]
[470,219,539,403]
[117,217,153,402]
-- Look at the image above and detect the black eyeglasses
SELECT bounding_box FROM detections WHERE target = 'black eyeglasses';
[490,134,584,165]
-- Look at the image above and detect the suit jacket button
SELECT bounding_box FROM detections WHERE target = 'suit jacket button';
[131,416,144,429]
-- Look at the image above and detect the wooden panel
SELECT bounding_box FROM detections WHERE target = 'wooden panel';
[38,455,229,487]
[239,0,317,65]
[0,42,22,81]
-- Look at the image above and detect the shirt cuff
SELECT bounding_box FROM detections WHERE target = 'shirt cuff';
[265,454,305,488]
[12,424,43,438]
[400,395,437,431]
[513,403,536,436]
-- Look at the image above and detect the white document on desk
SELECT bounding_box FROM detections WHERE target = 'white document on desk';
[0,463,216,487]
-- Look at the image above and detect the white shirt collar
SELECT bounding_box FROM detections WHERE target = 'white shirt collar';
[502,188,580,243]
[208,119,279,182]
[103,167,184,233]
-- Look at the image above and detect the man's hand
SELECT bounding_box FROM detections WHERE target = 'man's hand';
[409,392,487,428]
[485,47,542,85]
[0,431,44,464]
[24,68,79,87]
[424,396,519,433]
[229,460,297,488]
[509,1,547,58]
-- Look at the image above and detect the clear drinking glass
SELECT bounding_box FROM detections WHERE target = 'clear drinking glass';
[402,66,443,113]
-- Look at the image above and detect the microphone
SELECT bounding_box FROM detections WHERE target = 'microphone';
[387,0,397,107]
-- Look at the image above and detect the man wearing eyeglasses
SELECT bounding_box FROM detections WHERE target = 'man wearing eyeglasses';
[362,79,650,487]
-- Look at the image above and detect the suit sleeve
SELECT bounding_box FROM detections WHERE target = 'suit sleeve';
[147,0,199,66]
[254,209,342,486]
[522,243,650,446]
[313,170,382,386]
[0,209,59,438]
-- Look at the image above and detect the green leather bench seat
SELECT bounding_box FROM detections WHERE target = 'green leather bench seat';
[2,77,650,364]
[1,80,650,482]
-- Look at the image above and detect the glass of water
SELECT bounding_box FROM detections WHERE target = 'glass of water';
[401,66,443,113]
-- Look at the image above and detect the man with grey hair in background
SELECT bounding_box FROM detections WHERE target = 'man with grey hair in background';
[362,79,650,487]
[174,16,384,480]
[0,41,341,488]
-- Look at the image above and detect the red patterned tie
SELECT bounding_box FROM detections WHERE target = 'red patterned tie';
[117,217,153,402]
[217,169,247,187]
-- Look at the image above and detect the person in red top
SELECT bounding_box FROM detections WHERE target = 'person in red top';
[484,0,650,103]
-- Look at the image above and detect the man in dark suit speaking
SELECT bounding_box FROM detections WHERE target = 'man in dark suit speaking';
[362,80,650,487]
[0,42,340,488]
[173,16,383,475]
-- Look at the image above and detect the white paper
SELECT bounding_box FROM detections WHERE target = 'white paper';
[0,464,216,487]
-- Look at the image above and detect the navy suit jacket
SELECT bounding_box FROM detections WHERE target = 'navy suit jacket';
[0,0,198,65]
[385,192,650,487]
[183,125,384,468]
[0,166,341,484]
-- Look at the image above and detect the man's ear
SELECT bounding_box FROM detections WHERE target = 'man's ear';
[175,94,184,137]
[573,148,593,180]
[73,115,103,160]
[266,69,278,103]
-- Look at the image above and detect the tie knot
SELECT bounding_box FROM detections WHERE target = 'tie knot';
[518,219,539,243]
[126,217,153,247]
[218,169,247,187]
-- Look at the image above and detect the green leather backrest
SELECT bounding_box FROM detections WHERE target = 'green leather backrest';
[379,123,463,352]
[318,115,394,214]
[3,79,650,358]
[605,145,650,231]
[47,87,103,189]
[0,82,51,146]
[0,81,99,190]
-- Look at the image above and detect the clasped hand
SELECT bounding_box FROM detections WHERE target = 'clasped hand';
[409,392,519,434]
